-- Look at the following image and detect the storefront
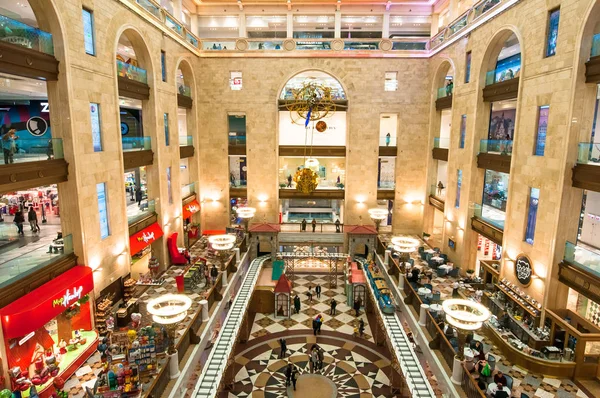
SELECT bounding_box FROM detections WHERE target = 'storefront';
[129,222,164,280]
[482,169,509,228]
[0,266,95,397]
[183,197,201,248]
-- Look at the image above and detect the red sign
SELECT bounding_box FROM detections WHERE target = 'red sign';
[129,222,164,256]
[182,199,200,219]
[0,266,94,340]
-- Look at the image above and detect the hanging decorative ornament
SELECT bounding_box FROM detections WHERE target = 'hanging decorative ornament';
[304,157,320,171]
[315,121,327,132]
[294,168,319,194]
[286,82,337,126]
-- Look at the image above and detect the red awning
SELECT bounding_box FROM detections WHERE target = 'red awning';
[182,199,200,219]
[129,222,164,256]
[0,266,94,340]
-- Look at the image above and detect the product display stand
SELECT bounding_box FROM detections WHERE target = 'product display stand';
[96,296,114,337]
[123,278,136,302]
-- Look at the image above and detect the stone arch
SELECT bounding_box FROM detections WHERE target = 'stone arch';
[576,1,600,79]
[278,68,350,102]
[174,57,196,93]
[27,0,65,60]
[432,58,456,95]
[113,25,156,86]
[477,26,524,86]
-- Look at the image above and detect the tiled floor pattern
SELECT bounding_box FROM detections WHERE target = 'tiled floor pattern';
[227,334,393,397]
[379,234,590,398]
[249,275,373,342]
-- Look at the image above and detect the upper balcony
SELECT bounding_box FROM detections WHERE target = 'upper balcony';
[179,135,194,159]
[432,137,449,161]
[483,67,519,102]
[559,242,600,304]
[0,138,68,193]
[435,87,453,110]
[117,60,150,100]
[470,202,504,245]
[428,184,445,212]
[379,135,397,156]
[177,83,192,108]
[122,137,153,169]
[228,135,246,155]
[585,33,600,83]
[477,139,512,173]
[572,142,600,192]
[0,14,58,81]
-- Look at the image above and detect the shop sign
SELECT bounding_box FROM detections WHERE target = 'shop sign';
[515,254,532,286]
[52,286,84,308]
[182,199,201,219]
[129,222,164,256]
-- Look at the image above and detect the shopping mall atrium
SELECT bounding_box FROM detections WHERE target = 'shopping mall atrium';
[2,0,600,397]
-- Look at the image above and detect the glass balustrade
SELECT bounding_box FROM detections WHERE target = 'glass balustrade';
[247,41,284,50]
[471,202,505,229]
[344,41,379,50]
[128,199,156,224]
[203,41,236,51]
[430,31,446,49]
[434,137,450,149]
[591,33,600,58]
[165,15,183,36]
[0,138,63,165]
[296,40,332,50]
[181,182,196,198]
[186,32,199,48]
[437,86,453,99]
[485,66,519,86]
[228,135,246,146]
[379,135,397,147]
[473,0,502,20]
[430,184,446,200]
[564,241,600,278]
[0,234,73,289]
[116,60,148,84]
[178,84,191,97]
[122,136,151,151]
[480,139,513,155]
[0,14,54,55]
[448,13,469,35]
[577,142,600,165]
[136,0,161,19]
[179,136,193,146]
[391,41,428,51]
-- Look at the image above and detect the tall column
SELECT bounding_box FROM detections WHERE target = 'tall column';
[173,0,183,19]
[191,14,198,35]
[287,12,293,38]
[334,11,341,39]
[431,13,440,36]
[382,12,390,39]
[449,0,459,22]
[239,12,246,38]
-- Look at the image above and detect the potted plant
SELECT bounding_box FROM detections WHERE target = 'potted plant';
[336,183,344,189]
[279,183,287,188]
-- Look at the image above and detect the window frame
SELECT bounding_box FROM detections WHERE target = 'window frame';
[544,7,560,58]
[465,51,472,83]
[96,182,110,239]
[90,102,102,152]
[82,8,96,56]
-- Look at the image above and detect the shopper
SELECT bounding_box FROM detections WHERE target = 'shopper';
[287,174,292,187]
[452,280,460,298]
[315,283,321,299]
[210,264,219,285]
[385,132,391,146]
[335,218,341,233]
[13,210,25,236]
[294,294,301,314]
[317,346,324,371]
[2,129,17,164]
[279,337,287,359]
[474,340,486,361]
[311,218,317,232]
[291,366,298,390]
[316,314,323,334]
[330,298,337,315]
[28,206,40,232]
[437,181,445,196]
[301,218,307,232]
[493,370,507,386]
[135,185,143,207]
[312,317,318,336]
[354,297,361,316]
[285,363,293,387]
[307,286,313,304]
[358,318,365,337]
[310,346,319,372]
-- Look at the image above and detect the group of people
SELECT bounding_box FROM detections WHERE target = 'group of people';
[299,218,342,233]
[312,314,324,336]
[12,206,41,236]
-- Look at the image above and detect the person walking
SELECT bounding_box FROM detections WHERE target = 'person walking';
[285,363,293,387]
[210,264,219,285]
[135,185,143,207]
[287,174,292,187]
[354,297,361,316]
[330,298,337,315]
[452,280,460,298]
[316,314,323,335]
[279,337,287,359]
[385,132,391,146]
[358,318,365,338]
[312,317,318,336]
[335,218,341,233]
[294,294,301,314]
[311,218,317,232]
[13,210,25,236]
[301,218,307,232]
[317,346,324,371]
[315,284,321,299]
[291,366,298,390]
[2,129,17,164]
[310,346,319,373]
[307,286,313,304]
[28,206,40,233]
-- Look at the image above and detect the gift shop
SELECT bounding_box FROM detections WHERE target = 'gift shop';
[129,222,164,281]
[0,266,96,397]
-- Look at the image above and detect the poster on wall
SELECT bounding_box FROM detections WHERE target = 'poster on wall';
[488,108,516,140]
[90,103,102,152]
[535,106,549,156]
[97,183,110,239]
[494,53,521,82]
[0,101,52,153]
[455,169,462,209]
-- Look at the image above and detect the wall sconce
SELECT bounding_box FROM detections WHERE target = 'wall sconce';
[258,194,268,203]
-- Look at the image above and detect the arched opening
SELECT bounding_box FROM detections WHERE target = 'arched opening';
[277,70,347,228]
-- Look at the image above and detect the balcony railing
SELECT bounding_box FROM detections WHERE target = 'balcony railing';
[0,234,73,289]
[379,135,397,147]
[480,139,513,155]
[165,15,183,36]
[177,84,191,97]
[0,138,63,165]
[181,182,196,198]
[230,179,247,188]
[564,241,600,278]
[437,86,453,99]
[117,60,148,84]
[122,136,151,151]
[434,137,450,149]
[591,33,600,58]
[0,14,54,55]
[485,67,519,86]
[577,142,600,165]
[378,181,395,190]
[430,184,446,200]
[128,198,156,224]
[471,202,505,229]
[228,135,246,146]
[179,135,193,146]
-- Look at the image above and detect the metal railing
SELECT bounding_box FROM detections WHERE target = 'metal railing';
[0,138,63,165]
[116,60,148,84]
[479,139,513,155]
[577,142,600,165]
[121,136,151,151]
[0,14,54,55]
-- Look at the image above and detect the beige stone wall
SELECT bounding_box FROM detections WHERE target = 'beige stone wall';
[426,0,598,313]
[195,59,431,232]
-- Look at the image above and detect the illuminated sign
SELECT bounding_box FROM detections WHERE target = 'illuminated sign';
[515,254,532,286]
[137,231,155,243]
[186,204,199,213]
[52,286,84,308]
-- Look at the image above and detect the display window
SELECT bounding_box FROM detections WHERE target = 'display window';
[229,156,247,187]
[482,169,509,228]
[279,157,345,189]
[488,99,517,141]
[0,266,95,397]
[124,167,149,222]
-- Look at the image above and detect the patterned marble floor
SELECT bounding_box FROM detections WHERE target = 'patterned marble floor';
[227,333,395,398]
[250,275,373,342]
